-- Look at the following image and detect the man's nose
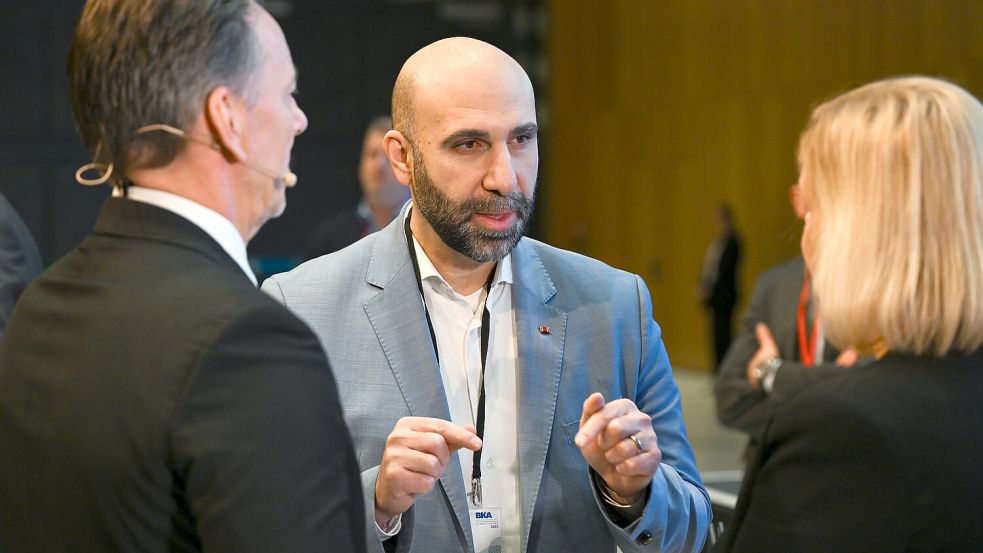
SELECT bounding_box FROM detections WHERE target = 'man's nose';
[483,145,517,194]
[294,104,309,136]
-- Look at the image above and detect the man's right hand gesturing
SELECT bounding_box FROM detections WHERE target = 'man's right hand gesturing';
[374,417,482,529]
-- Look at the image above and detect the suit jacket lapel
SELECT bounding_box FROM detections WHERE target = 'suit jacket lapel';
[361,207,474,552]
[511,239,567,553]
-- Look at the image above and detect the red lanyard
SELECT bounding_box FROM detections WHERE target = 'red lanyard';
[797,273,820,367]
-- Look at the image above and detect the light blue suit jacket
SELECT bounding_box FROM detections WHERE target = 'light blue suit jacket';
[263,205,710,553]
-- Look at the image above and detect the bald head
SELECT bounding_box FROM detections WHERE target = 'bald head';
[382,37,539,274]
[391,37,534,144]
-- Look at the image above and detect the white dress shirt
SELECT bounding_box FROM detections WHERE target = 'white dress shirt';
[126,186,257,285]
[408,216,521,552]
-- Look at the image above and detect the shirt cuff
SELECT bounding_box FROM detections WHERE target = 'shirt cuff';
[375,513,402,540]
[762,362,781,393]
[593,469,648,524]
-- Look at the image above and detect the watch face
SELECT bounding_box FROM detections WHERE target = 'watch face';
[754,357,779,383]
[751,365,764,381]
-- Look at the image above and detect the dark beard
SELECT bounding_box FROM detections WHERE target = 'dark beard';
[411,150,534,263]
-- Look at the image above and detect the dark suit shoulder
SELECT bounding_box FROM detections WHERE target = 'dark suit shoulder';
[749,351,983,551]
[788,351,983,426]
[743,257,804,328]
[753,257,804,294]
[39,226,315,377]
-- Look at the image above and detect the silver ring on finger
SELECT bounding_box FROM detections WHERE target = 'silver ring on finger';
[629,434,643,452]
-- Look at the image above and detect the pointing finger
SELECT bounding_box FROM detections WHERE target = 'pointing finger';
[575,393,605,447]
[579,393,605,427]
[407,417,482,452]
[576,397,634,448]
[438,424,482,452]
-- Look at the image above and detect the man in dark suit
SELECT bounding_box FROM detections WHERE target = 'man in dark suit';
[0,2,364,552]
[0,192,42,336]
[713,257,855,462]
[714,187,859,463]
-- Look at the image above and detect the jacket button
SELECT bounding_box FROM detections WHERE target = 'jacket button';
[638,531,653,545]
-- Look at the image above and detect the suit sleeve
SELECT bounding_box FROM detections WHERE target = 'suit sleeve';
[598,275,711,553]
[714,270,774,434]
[715,269,846,437]
[724,390,908,553]
[171,301,366,553]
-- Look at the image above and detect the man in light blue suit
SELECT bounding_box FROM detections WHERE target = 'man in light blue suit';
[263,37,710,553]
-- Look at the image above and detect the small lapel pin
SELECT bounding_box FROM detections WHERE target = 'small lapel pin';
[538,325,551,335]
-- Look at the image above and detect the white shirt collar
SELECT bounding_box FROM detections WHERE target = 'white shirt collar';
[126,186,257,285]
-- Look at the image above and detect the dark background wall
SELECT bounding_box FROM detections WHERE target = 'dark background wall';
[1,1,92,263]
[0,0,545,266]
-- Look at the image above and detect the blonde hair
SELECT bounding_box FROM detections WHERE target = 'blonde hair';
[798,76,983,356]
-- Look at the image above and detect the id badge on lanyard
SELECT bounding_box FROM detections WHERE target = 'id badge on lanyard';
[469,507,503,553]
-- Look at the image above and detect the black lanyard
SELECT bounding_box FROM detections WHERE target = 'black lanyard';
[404,214,492,507]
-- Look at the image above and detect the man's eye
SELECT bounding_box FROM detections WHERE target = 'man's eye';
[459,140,478,150]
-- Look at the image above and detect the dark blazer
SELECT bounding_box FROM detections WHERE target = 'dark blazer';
[714,257,842,461]
[723,349,983,552]
[0,198,365,552]
[0,192,42,336]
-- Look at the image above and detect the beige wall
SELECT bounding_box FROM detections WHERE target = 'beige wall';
[544,0,983,370]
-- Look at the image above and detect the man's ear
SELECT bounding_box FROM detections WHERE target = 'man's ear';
[204,87,248,162]
[383,130,413,186]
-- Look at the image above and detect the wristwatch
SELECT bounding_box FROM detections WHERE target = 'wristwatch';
[751,356,782,393]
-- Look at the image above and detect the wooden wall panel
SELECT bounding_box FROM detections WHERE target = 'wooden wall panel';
[545,0,983,370]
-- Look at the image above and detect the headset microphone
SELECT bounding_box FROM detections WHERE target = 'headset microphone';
[282,171,297,188]
[242,160,297,189]
[133,124,298,188]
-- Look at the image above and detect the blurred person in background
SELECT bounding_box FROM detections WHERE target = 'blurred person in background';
[724,76,983,552]
[306,115,410,259]
[697,202,741,371]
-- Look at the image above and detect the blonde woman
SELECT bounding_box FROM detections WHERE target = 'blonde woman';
[724,77,983,552]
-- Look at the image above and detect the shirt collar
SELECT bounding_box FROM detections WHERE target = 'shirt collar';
[126,186,257,285]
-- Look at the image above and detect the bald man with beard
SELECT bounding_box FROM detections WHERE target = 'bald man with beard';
[263,38,710,553]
